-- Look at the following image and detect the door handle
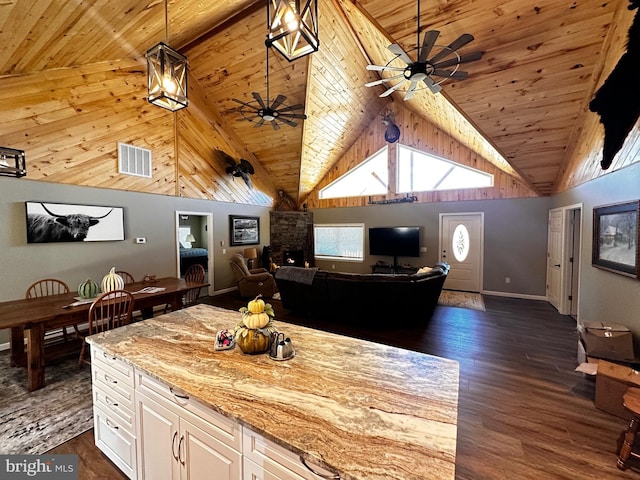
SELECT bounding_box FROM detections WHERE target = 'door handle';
[554,264,560,267]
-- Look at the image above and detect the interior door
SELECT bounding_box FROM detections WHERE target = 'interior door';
[547,208,563,311]
[439,213,483,292]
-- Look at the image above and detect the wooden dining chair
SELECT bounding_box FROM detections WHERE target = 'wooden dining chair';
[78,290,135,367]
[115,271,135,285]
[26,278,76,342]
[164,264,206,313]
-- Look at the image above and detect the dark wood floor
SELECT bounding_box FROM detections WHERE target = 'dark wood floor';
[49,293,639,479]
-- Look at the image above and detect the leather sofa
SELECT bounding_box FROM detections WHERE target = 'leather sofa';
[274,262,449,324]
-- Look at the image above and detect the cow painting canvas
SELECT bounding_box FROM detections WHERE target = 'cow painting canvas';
[26,201,125,243]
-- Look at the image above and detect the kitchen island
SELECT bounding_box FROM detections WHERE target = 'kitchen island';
[87,304,459,480]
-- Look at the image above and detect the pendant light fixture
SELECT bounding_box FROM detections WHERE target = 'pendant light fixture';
[266,0,319,62]
[146,0,188,111]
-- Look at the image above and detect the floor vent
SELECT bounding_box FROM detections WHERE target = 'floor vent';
[118,143,152,178]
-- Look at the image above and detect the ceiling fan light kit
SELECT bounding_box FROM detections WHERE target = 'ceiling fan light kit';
[266,0,319,61]
[366,0,482,100]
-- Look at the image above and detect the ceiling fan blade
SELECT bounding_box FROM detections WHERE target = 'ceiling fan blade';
[433,69,469,80]
[379,80,405,98]
[252,92,266,109]
[280,117,298,127]
[366,65,406,72]
[240,159,254,174]
[404,80,418,101]
[428,33,475,64]
[270,94,287,110]
[279,113,307,119]
[232,98,255,108]
[278,104,304,111]
[365,74,405,87]
[423,77,442,94]
[387,43,413,65]
[271,120,280,130]
[418,30,440,63]
[254,118,265,128]
[433,51,483,69]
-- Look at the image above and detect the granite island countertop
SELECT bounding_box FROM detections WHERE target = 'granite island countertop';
[87,304,459,480]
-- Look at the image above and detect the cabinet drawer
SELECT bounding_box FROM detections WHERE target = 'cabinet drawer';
[93,366,135,406]
[92,347,134,386]
[243,428,340,480]
[93,384,135,433]
[94,405,137,480]
[135,370,242,451]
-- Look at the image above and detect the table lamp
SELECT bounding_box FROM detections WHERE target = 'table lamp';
[185,234,196,246]
[243,247,258,269]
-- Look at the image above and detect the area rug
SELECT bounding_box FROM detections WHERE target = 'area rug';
[0,355,93,454]
[438,290,486,311]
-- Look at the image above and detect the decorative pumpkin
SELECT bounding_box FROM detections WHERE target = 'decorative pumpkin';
[101,267,125,293]
[235,327,271,354]
[247,296,265,314]
[78,278,100,299]
[243,312,270,329]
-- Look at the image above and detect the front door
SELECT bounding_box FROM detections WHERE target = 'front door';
[439,213,484,292]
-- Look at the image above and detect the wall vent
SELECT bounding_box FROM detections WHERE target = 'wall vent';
[118,143,152,178]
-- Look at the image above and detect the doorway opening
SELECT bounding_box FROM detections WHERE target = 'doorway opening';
[546,205,582,318]
[175,211,214,296]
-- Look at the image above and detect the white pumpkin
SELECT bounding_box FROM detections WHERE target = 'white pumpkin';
[102,267,125,293]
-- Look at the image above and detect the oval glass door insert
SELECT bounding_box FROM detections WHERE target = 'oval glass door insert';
[452,224,470,262]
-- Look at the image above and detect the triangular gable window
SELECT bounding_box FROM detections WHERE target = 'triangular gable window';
[319,146,388,199]
[397,144,493,193]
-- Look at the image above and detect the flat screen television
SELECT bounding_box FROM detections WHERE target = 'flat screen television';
[369,227,420,259]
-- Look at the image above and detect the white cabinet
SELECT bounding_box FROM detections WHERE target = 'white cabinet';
[90,346,137,480]
[243,428,340,480]
[135,371,242,480]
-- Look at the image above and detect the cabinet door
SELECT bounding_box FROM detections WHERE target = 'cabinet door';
[181,417,242,480]
[136,391,181,480]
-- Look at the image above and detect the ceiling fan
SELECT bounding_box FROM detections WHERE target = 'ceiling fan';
[217,150,255,188]
[232,47,307,129]
[365,0,483,100]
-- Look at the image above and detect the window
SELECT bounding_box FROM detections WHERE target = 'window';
[397,144,493,193]
[319,147,388,199]
[314,224,364,262]
[179,227,193,248]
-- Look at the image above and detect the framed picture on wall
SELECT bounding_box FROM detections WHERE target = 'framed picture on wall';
[25,201,125,243]
[230,215,260,246]
[592,200,639,278]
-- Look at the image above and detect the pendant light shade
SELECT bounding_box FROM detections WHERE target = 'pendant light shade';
[146,42,188,111]
[266,0,319,62]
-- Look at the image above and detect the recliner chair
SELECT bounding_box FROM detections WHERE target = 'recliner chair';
[229,253,278,299]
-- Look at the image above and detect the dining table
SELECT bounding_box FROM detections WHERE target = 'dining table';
[0,276,209,391]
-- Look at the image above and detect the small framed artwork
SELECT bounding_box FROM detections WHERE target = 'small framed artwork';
[592,200,639,278]
[26,201,125,243]
[230,215,260,246]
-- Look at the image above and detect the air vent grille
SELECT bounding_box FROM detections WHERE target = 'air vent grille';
[118,143,152,178]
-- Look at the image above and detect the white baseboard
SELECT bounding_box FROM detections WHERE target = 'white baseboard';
[482,290,547,301]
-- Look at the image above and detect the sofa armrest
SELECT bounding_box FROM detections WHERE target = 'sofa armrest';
[249,267,269,274]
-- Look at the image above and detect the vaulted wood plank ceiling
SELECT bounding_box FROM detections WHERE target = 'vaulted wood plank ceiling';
[0,0,636,204]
